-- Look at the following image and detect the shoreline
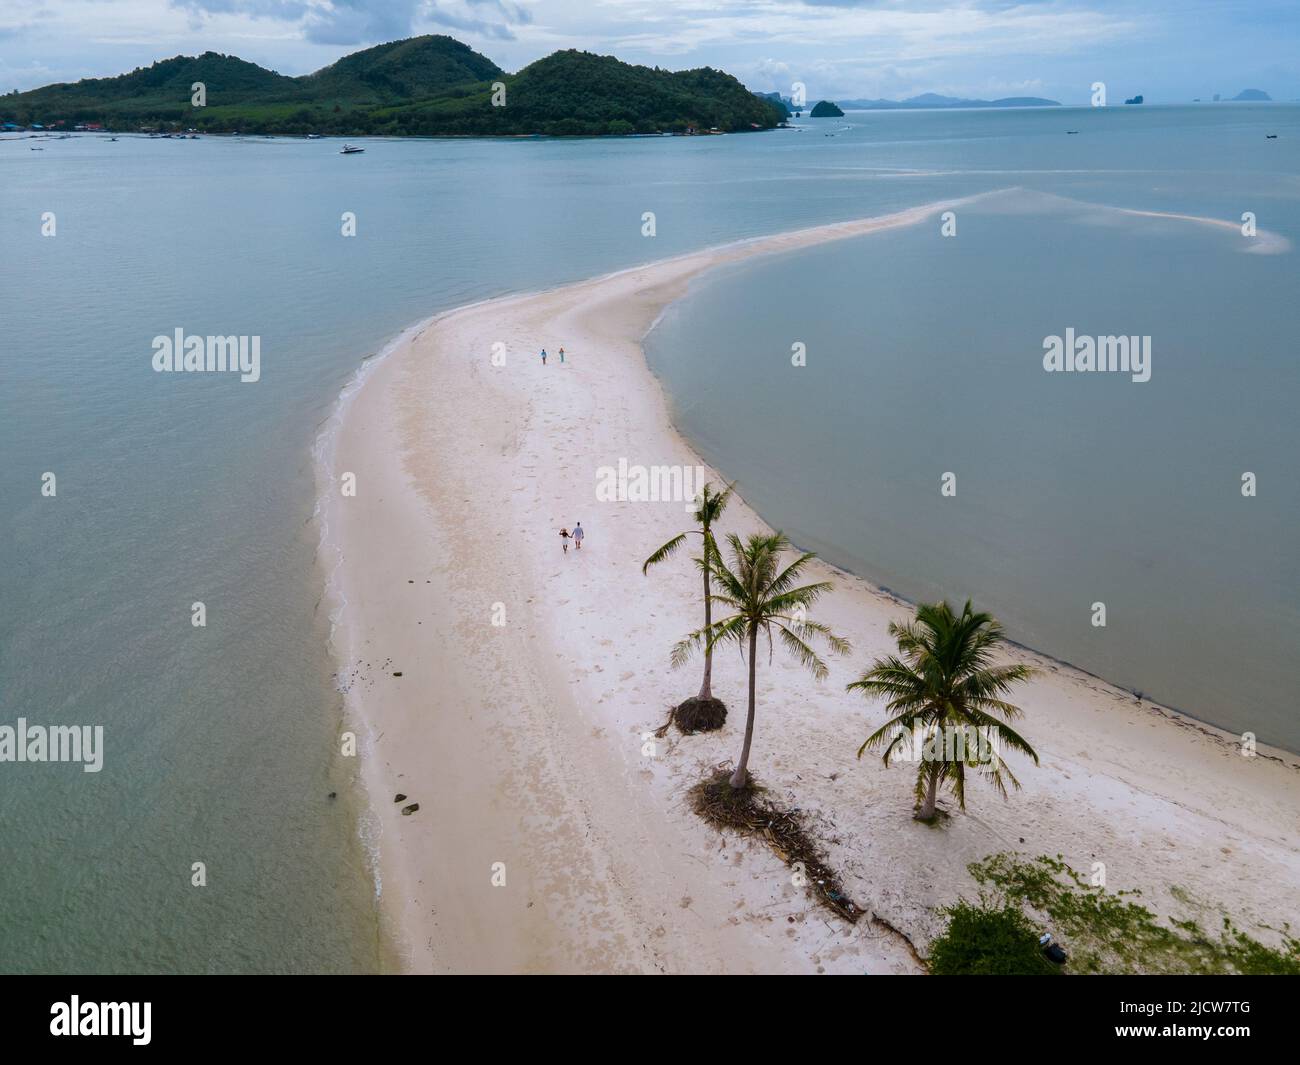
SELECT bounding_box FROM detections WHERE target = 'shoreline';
[317,202,1300,973]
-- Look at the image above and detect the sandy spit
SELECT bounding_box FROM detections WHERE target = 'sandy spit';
[319,200,1300,974]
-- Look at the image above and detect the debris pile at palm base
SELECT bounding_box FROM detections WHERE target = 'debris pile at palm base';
[688,767,860,923]
[655,696,727,737]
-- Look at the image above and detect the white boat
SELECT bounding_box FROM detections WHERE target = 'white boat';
[340,144,365,154]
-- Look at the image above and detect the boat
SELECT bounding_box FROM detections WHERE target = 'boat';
[340,144,365,154]
[306,133,322,140]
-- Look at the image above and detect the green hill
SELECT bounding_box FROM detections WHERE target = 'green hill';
[375,50,785,136]
[300,35,504,105]
[3,52,300,127]
[505,50,782,133]
[1,36,784,137]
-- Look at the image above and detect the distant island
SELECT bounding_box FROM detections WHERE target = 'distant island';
[838,93,1059,110]
[1232,89,1272,101]
[1124,94,1144,105]
[754,91,794,119]
[810,100,844,117]
[0,35,786,137]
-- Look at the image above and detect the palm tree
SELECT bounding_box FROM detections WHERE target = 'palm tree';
[673,532,850,788]
[643,482,733,730]
[848,599,1037,821]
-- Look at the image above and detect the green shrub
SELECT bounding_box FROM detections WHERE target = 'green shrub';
[929,899,1060,975]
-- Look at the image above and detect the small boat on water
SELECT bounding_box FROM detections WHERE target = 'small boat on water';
[340,144,365,154]
[306,133,322,140]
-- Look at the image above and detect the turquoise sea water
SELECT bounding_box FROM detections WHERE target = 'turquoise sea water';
[1,105,1296,971]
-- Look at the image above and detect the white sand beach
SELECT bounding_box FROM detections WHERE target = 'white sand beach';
[320,203,1300,974]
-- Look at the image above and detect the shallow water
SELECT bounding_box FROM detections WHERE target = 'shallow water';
[646,189,1300,750]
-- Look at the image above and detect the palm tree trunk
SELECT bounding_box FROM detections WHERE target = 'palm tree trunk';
[729,626,758,789]
[917,767,939,820]
[698,563,714,700]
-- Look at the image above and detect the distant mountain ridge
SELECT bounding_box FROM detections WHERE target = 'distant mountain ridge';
[755,91,791,117]
[1,35,785,136]
[839,92,1059,110]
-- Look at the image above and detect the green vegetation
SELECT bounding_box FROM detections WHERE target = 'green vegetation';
[953,853,1300,975]
[300,34,504,104]
[1,35,786,137]
[643,482,734,733]
[928,899,1060,975]
[3,51,298,129]
[848,600,1037,820]
[672,532,850,788]
[425,50,784,136]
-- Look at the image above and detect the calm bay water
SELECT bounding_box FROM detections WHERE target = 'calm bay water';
[1,104,1296,971]
[646,191,1300,750]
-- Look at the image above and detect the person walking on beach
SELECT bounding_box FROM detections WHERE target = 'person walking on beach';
[559,527,571,553]
[572,522,584,550]
[559,346,566,364]
[541,348,547,366]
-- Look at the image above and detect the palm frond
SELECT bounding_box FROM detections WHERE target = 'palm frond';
[852,721,919,766]
[642,532,689,575]
[776,623,830,680]
[765,551,820,597]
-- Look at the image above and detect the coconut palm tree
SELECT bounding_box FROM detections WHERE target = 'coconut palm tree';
[643,482,733,731]
[673,531,850,788]
[848,599,1037,821]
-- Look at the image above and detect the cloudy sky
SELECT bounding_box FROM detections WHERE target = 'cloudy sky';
[2,0,1297,104]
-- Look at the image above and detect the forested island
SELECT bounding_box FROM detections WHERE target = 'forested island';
[1,35,786,137]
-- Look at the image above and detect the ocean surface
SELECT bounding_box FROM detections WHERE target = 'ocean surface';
[1,104,1296,972]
